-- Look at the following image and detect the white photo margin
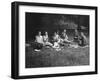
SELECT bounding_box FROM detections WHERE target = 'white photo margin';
[19,5,95,76]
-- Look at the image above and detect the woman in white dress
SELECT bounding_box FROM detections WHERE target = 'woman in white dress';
[35,31,44,44]
[43,32,53,47]
[34,31,44,51]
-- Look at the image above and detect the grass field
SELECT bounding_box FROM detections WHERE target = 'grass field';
[25,31,89,68]
[25,44,89,68]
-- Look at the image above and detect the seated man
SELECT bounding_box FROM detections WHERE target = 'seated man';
[78,32,88,47]
[34,31,44,51]
[43,31,53,47]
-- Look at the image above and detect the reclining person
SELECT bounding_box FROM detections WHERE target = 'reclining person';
[43,31,53,47]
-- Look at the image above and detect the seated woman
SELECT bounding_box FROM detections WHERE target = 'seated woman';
[61,29,71,43]
[33,31,44,51]
[52,32,61,48]
[78,32,88,47]
[43,32,53,47]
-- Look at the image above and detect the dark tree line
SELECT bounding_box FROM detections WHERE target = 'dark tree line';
[26,13,89,41]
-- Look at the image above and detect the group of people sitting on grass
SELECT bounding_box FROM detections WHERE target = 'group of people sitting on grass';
[32,29,88,51]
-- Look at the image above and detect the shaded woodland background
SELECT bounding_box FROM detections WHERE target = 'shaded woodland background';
[25,12,89,42]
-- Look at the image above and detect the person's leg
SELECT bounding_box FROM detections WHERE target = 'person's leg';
[46,42,53,47]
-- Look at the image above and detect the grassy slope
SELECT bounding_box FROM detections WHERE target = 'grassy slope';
[26,45,89,68]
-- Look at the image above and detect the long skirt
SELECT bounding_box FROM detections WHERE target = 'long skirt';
[31,42,43,50]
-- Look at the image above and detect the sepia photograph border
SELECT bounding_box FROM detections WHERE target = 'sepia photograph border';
[11,1,98,79]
